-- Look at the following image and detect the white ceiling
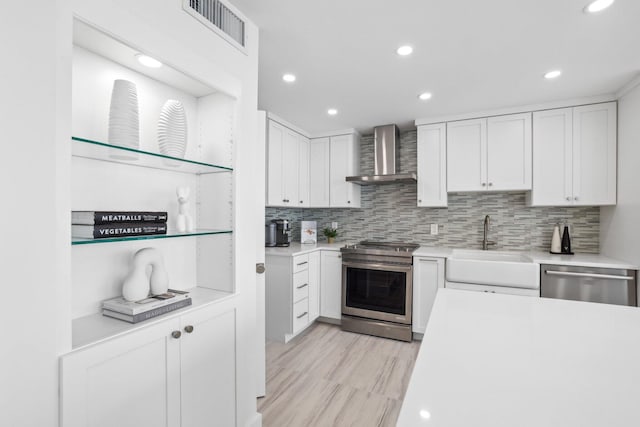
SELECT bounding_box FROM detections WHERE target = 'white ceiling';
[231,0,640,134]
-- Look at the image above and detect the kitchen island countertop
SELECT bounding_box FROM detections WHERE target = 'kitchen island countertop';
[398,288,640,427]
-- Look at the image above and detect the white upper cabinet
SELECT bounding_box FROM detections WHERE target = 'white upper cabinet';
[447,113,532,192]
[309,137,330,207]
[486,113,532,191]
[329,133,361,207]
[297,135,310,207]
[417,123,447,207]
[530,102,616,206]
[266,119,305,207]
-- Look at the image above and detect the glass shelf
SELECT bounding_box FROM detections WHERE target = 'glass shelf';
[72,228,232,245]
[72,137,233,174]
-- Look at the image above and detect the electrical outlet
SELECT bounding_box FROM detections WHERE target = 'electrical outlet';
[331,222,338,229]
[430,224,439,235]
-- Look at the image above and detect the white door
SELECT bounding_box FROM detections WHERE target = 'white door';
[572,102,617,206]
[282,128,299,206]
[180,307,236,427]
[60,320,182,427]
[531,108,573,206]
[417,123,447,207]
[447,118,487,192]
[412,257,445,334]
[256,112,267,397]
[486,113,532,191]
[297,135,310,207]
[266,120,285,206]
[320,251,343,320]
[308,251,321,321]
[309,137,331,207]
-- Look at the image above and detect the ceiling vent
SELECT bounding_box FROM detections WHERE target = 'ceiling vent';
[183,0,246,52]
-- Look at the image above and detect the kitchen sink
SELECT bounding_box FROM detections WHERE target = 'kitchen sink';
[446,249,539,289]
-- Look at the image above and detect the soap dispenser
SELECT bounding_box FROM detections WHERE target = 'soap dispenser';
[550,223,561,254]
[561,223,574,255]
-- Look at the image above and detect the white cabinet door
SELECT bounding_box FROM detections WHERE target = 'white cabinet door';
[60,320,182,427]
[417,123,447,207]
[573,102,617,206]
[531,108,573,206]
[282,128,299,207]
[447,118,486,192]
[266,120,285,206]
[412,257,445,335]
[180,306,236,427]
[297,135,310,207]
[330,134,360,207]
[487,113,532,191]
[309,137,331,207]
[308,251,321,322]
[320,251,342,320]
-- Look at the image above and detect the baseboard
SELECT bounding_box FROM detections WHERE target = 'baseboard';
[317,316,341,325]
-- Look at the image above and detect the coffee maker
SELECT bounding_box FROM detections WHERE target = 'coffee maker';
[265,223,276,247]
[271,219,291,247]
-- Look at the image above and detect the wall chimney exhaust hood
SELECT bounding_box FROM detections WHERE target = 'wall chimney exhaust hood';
[346,124,417,185]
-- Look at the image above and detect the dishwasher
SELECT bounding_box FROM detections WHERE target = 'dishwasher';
[540,264,637,306]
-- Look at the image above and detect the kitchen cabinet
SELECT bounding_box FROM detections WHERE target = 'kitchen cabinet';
[447,113,532,192]
[298,135,310,207]
[329,133,361,207]
[417,123,447,207]
[320,250,342,320]
[412,257,445,335]
[309,137,331,207]
[529,102,616,206]
[267,119,309,207]
[60,301,236,427]
[265,253,319,342]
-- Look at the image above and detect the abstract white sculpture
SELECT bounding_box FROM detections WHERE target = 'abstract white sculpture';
[176,186,194,232]
[122,247,170,301]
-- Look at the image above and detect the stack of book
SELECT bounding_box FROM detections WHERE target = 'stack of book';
[71,210,168,239]
[102,289,192,323]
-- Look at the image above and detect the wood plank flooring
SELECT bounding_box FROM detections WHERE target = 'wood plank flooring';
[257,322,421,427]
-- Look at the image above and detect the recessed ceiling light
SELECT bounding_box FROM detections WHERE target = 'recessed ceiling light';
[418,92,432,101]
[544,70,562,80]
[396,45,413,56]
[419,410,431,420]
[584,0,615,13]
[282,73,296,83]
[327,108,338,116]
[136,54,162,68]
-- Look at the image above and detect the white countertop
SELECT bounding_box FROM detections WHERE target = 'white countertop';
[264,242,345,257]
[413,246,637,270]
[398,288,640,427]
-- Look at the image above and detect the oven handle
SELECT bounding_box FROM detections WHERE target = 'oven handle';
[342,260,412,272]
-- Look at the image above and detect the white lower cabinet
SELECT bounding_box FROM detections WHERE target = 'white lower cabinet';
[60,303,236,427]
[412,257,445,335]
[265,253,318,342]
[320,250,342,320]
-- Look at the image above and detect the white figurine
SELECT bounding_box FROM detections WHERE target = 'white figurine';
[122,247,170,301]
[176,186,194,232]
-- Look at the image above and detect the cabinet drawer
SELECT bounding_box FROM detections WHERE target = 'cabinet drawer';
[293,270,310,302]
[293,254,310,273]
[292,298,309,333]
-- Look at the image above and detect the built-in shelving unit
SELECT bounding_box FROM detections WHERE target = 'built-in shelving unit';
[72,136,233,174]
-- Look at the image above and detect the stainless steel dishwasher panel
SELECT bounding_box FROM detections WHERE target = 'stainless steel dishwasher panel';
[540,264,637,306]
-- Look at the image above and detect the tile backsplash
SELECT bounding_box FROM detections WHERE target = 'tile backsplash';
[266,130,600,253]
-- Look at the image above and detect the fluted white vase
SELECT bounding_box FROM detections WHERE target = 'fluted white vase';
[158,100,187,158]
[108,79,140,150]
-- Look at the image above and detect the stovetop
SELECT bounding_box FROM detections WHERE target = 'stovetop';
[341,241,420,256]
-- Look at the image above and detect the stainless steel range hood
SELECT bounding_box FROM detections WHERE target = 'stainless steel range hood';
[346,124,417,185]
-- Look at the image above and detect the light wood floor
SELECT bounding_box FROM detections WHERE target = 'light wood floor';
[257,322,421,427]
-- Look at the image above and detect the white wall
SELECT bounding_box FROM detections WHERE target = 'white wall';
[0,1,72,426]
[600,79,640,271]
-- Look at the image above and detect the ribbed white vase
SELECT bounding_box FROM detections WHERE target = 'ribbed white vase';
[108,79,140,150]
[158,100,187,158]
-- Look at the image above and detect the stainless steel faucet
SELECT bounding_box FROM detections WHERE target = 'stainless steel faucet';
[482,215,496,250]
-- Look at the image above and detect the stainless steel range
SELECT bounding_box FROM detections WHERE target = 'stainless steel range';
[340,241,419,342]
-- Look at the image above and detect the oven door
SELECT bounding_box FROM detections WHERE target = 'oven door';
[342,261,412,324]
